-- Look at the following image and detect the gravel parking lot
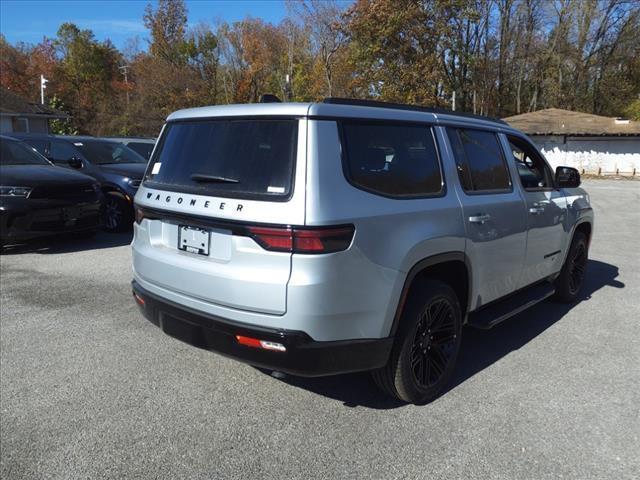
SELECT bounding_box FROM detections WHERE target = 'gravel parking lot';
[1,179,638,479]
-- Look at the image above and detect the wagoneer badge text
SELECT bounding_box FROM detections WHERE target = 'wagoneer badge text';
[145,192,244,212]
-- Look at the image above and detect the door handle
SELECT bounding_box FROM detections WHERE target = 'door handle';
[529,203,545,215]
[469,214,491,224]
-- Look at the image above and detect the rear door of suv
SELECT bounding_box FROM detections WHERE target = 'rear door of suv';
[132,117,307,315]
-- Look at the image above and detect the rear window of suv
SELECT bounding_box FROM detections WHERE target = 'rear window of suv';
[340,121,443,198]
[144,119,298,201]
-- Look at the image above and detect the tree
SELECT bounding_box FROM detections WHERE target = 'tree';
[48,95,78,134]
[2,0,638,136]
[143,0,188,64]
[345,0,457,104]
[53,23,122,133]
[289,0,348,97]
[0,35,56,102]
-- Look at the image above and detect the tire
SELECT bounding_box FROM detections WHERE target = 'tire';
[554,231,588,303]
[372,279,463,404]
[103,192,133,232]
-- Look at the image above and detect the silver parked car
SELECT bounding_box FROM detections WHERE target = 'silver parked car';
[131,98,593,404]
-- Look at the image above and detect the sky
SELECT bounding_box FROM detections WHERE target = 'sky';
[0,0,295,49]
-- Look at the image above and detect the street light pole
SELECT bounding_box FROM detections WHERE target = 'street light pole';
[40,75,49,104]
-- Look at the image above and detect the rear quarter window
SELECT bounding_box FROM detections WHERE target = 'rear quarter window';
[144,119,298,201]
[340,121,443,198]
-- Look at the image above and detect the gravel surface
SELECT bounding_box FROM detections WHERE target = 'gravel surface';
[1,179,638,479]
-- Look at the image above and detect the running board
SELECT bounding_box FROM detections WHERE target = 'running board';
[467,282,556,330]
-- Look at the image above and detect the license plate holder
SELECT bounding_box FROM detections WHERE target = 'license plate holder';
[178,225,210,256]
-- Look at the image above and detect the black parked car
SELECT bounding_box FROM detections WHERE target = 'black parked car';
[12,134,148,232]
[0,136,103,247]
[104,137,156,160]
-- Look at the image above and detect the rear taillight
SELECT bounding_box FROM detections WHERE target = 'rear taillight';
[293,227,354,253]
[246,226,293,251]
[132,206,354,253]
[247,225,354,254]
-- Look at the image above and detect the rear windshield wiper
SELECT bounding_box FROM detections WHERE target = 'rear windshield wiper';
[190,173,239,184]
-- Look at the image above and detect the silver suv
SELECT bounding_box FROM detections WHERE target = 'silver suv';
[131,98,593,404]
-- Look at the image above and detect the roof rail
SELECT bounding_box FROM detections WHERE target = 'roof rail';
[321,97,508,125]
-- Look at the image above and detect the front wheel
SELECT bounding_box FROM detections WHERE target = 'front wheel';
[554,231,588,303]
[103,192,133,232]
[372,280,462,404]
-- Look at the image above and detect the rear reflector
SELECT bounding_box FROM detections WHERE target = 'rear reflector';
[248,225,354,254]
[133,292,145,306]
[235,335,286,352]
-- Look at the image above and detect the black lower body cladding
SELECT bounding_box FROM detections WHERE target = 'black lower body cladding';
[132,281,394,377]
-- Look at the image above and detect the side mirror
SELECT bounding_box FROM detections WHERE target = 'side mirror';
[555,166,581,188]
[68,156,83,169]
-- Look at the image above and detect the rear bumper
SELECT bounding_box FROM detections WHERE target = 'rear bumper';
[132,281,393,377]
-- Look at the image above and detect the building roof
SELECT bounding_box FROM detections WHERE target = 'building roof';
[0,87,69,118]
[503,108,640,136]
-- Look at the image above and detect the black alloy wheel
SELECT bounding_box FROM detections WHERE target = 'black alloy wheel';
[568,241,587,296]
[372,279,462,404]
[103,192,133,232]
[554,230,589,303]
[410,298,458,388]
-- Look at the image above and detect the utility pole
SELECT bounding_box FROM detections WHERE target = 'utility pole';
[40,75,48,104]
[452,90,456,111]
[119,65,130,107]
[284,74,292,102]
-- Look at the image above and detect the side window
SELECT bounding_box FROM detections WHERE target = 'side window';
[23,139,48,156]
[12,117,29,132]
[341,122,443,197]
[446,128,511,193]
[127,142,154,159]
[507,136,554,190]
[49,141,78,162]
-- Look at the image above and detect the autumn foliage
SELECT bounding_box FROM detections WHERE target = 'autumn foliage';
[1,0,638,137]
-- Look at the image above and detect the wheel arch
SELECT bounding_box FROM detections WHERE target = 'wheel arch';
[101,184,133,203]
[389,252,472,337]
[574,220,592,247]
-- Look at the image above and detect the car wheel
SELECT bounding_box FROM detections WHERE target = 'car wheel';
[372,279,462,404]
[103,192,133,232]
[554,231,588,303]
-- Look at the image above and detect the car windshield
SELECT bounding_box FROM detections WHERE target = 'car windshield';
[0,139,50,166]
[127,142,154,160]
[75,140,147,165]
